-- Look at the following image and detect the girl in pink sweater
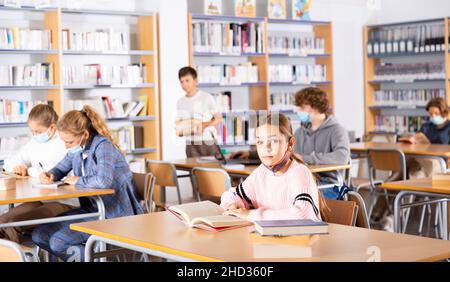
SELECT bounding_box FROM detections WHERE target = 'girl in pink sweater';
[221,113,322,222]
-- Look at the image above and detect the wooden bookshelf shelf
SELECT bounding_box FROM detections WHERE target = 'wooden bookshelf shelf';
[267,19,331,26]
[193,52,266,57]
[0,8,162,162]
[270,81,333,87]
[268,53,332,58]
[191,13,265,22]
[363,17,450,135]
[198,82,267,88]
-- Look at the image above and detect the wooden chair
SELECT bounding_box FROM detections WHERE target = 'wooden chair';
[146,160,183,210]
[0,239,26,262]
[191,167,231,203]
[321,199,358,226]
[132,172,156,213]
[347,191,370,229]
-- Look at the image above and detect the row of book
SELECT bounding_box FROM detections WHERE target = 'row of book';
[67,96,148,119]
[268,64,327,84]
[268,35,325,56]
[192,21,265,54]
[374,115,430,134]
[215,114,257,145]
[0,28,52,50]
[211,91,232,112]
[270,92,296,111]
[0,135,30,161]
[110,126,144,152]
[368,24,449,55]
[373,89,445,107]
[62,28,130,52]
[62,64,147,86]
[0,100,51,123]
[0,63,54,86]
[196,63,259,85]
[373,62,446,82]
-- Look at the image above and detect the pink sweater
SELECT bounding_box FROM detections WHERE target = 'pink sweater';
[220,161,321,222]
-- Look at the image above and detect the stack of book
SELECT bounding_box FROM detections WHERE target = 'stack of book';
[62,64,147,86]
[196,63,259,85]
[62,28,130,52]
[0,63,54,86]
[67,96,147,119]
[270,92,296,111]
[110,126,144,152]
[373,89,445,107]
[268,35,325,56]
[374,115,430,134]
[0,28,52,50]
[269,64,327,84]
[211,91,232,112]
[0,100,52,123]
[192,21,265,54]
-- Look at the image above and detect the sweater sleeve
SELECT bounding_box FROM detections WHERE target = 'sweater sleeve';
[301,125,350,165]
[220,168,258,210]
[247,164,320,222]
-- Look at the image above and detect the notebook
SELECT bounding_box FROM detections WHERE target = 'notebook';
[254,219,329,236]
[167,200,252,232]
[32,181,65,189]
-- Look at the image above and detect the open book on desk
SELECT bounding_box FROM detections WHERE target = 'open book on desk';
[167,201,251,232]
[32,181,65,189]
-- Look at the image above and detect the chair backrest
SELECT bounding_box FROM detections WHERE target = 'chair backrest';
[321,199,358,226]
[0,239,26,262]
[146,161,178,187]
[191,167,231,200]
[367,149,407,181]
[346,191,370,229]
[132,172,156,213]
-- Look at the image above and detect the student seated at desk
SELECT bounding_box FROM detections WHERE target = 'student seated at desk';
[399,97,450,178]
[221,113,325,222]
[231,87,351,199]
[32,106,143,262]
[0,105,71,244]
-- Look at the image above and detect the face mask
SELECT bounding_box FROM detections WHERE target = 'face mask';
[68,137,86,156]
[431,116,445,126]
[33,131,50,143]
[297,111,311,124]
[264,150,292,173]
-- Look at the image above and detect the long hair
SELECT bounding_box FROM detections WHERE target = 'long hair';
[257,113,330,219]
[57,105,123,154]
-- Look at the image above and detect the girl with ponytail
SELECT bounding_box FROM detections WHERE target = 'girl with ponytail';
[32,105,143,262]
[221,113,329,222]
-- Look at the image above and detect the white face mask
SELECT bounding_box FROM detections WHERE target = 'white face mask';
[33,130,50,143]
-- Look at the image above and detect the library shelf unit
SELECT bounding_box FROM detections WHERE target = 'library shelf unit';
[187,13,334,146]
[0,6,161,161]
[363,17,450,136]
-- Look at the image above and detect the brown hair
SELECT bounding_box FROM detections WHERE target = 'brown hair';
[178,66,197,80]
[256,113,330,219]
[426,97,449,117]
[28,104,59,127]
[294,87,330,114]
[57,105,123,154]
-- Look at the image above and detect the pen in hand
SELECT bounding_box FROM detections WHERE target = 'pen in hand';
[39,162,53,183]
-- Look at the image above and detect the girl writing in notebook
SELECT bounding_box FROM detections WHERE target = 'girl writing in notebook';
[221,113,325,222]
[32,106,143,262]
[0,104,71,244]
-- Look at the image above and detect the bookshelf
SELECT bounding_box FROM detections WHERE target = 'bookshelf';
[363,18,450,135]
[187,13,334,146]
[0,6,161,161]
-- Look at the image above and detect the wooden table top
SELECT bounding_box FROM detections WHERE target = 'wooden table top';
[350,142,450,158]
[381,178,450,195]
[0,178,114,205]
[70,212,450,262]
[172,158,351,176]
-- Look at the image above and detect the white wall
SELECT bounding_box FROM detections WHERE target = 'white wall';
[372,0,450,23]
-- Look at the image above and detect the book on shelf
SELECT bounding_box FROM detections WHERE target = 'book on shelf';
[0,28,52,50]
[269,64,326,84]
[62,28,130,52]
[234,0,256,18]
[374,62,445,82]
[167,200,251,232]
[268,0,286,19]
[191,21,265,54]
[270,92,296,111]
[211,91,231,112]
[373,89,445,107]
[62,63,147,86]
[268,35,325,56]
[204,0,222,15]
[3,0,21,8]
[110,125,144,152]
[196,63,259,85]
[254,219,329,236]
[374,115,430,134]
[0,63,54,86]
[0,100,52,123]
[216,112,257,145]
[292,0,312,21]
[67,98,147,119]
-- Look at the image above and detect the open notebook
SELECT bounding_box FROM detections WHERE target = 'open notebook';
[32,181,64,189]
[167,201,251,232]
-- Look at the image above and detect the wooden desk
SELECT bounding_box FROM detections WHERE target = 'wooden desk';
[172,158,352,176]
[71,211,450,262]
[350,142,450,159]
[381,178,450,238]
[0,178,114,229]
